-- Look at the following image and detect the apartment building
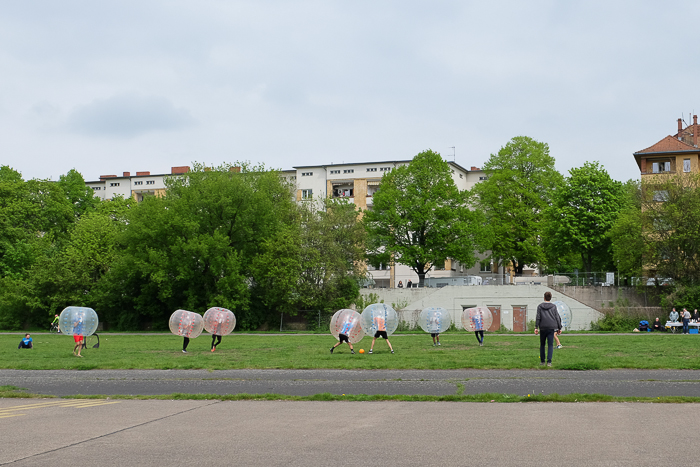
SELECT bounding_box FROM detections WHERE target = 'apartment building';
[85,166,190,201]
[634,116,700,178]
[282,160,490,288]
[86,160,494,288]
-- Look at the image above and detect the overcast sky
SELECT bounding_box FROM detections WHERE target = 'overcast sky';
[2,1,698,182]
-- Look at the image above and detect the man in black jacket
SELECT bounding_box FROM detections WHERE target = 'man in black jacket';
[534,292,562,367]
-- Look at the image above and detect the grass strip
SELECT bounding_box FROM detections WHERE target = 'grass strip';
[54,392,700,403]
[0,385,54,399]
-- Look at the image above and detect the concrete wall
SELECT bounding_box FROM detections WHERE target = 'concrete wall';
[551,285,662,311]
[360,285,602,331]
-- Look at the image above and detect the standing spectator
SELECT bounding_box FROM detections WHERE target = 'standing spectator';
[682,308,691,334]
[407,280,413,289]
[534,292,562,367]
[669,308,679,322]
[693,309,699,323]
[651,318,664,332]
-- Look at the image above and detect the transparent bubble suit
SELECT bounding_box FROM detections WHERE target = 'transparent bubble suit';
[203,307,236,336]
[169,310,204,338]
[419,307,451,334]
[59,307,99,336]
[360,303,399,336]
[330,309,365,344]
[553,301,572,329]
[461,307,492,331]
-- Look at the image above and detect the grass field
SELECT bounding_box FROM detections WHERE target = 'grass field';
[2,331,700,371]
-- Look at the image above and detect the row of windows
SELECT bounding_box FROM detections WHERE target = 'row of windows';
[327,167,391,175]
[302,172,313,177]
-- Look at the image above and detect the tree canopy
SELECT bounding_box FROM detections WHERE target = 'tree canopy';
[365,149,490,286]
[543,162,624,274]
[471,136,562,274]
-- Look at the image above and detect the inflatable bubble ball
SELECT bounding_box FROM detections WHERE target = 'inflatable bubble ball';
[360,303,399,336]
[203,307,236,336]
[461,307,493,332]
[553,301,572,329]
[330,309,365,344]
[419,307,452,334]
[169,310,204,338]
[58,307,99,337]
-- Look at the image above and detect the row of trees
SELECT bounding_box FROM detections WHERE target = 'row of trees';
[366,140,630,286]
[0,163,366,330]
[2,136,695,330]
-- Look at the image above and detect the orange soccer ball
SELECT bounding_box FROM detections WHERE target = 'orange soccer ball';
[359,349,365,354]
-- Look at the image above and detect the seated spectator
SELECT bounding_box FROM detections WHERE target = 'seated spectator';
[651,318,664,332]
[18,334,33,349]
[638,320,649,332]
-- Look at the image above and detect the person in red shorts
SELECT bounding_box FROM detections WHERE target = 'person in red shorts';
[72,315,84,357]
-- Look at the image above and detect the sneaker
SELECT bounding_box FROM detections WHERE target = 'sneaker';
[539,362,545,366]
[547,363,552,367]
[433,343,436,346]
[182,350,187,353]
[351,350,355,354]
[391,350,394,354]
[437,342,441,346]
[369,349,373,354]
[479,342,483,347]
[556,345,562,349]
[330,347,334,354]
[211,348,215,352]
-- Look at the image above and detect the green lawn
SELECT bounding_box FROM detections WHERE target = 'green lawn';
[2,332,699,371]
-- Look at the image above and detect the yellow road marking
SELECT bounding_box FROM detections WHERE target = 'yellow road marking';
[0,399,121,418]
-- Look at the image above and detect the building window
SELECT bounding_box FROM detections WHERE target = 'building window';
[134,181,143,185]
[367,168,377,172]
[684,159,691,173]
[652,162,671,173]
[480,261,491,272]
[289,176,297,180]
[380,167,391,172]
[479,176,488,181]
[146,180,155,185]
[459,173,463,178]
[301,172,313,177]
[330,170,340,174]
[652,190,669,202]
[110,182,120,187]
[92,186,101,190]
[343,169,354,174]
[302,189,313,199]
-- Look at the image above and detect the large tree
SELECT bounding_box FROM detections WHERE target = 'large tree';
[364,149,490,287]
[543,162,624,275]
[472,136,562,275]
[638,173,700,285]
[100,162,300,330]
[609,180,644,280]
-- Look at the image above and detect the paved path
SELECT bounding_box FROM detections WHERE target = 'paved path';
[3,368,700,397]
[1,399,699,466]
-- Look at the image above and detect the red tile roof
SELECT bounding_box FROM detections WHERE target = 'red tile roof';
[635,135,697,155]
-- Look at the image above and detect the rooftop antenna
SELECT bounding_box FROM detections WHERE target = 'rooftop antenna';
[449,146,455,162]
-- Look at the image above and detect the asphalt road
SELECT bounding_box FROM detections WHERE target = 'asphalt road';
[3,368,700,397]
[2,399,699,466]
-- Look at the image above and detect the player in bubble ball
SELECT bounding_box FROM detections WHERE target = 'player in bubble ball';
[369,313,394,354]
[330,319,355,354]
[429,311,442,346]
